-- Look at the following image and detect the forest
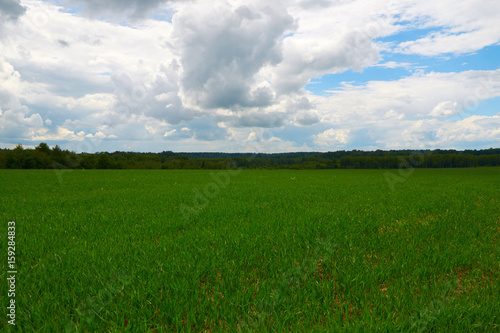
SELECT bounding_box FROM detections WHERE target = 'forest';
[1,143,499,170]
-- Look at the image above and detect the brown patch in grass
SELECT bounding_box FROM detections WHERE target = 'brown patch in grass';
[363,253,379,267]
[314,259,324,280]
[379,283,388,298]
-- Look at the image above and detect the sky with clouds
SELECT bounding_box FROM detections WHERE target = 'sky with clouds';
[0,0,499,153]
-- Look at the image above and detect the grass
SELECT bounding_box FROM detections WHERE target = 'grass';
[0,167,499,331]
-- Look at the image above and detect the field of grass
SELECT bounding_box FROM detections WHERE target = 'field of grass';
[1,167,499,331]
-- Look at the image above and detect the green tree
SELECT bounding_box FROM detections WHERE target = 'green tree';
[35,142,52,155]
[6,144,25,168]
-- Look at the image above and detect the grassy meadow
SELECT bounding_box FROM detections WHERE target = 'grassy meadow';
[1,167,499,331]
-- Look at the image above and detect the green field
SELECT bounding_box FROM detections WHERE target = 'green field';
[1,168,499,331]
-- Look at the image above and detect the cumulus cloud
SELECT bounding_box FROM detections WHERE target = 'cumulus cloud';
[0,108,45,139]
[436,115,500,144]
[430,101,459,117]
[314,69,500,126]
[314,128,349,147]
[163,129,177,137]
[172,1,294,109]
[305,69,500,150]
[286,96,314,112]
[2,0,500,152]
[384,109,404,120]
[31,126,85,141]
[227,127,305,153]
[273,30,380,94]
[294,110,320,126]
[269,0,406,95]
[112,60,201,124]
[163,126,193,140]
[0,56,47,140]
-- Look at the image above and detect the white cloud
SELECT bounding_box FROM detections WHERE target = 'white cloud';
[0,56,48,139]
[32,126,85,141]
[172,1,294,109]
[315,69,500,125]
[111,60,201,124]
[373,61,414,69]
[163,129,176,137]
[0,108,44,138]
[294,110,320,126]
[395,0,500,55]
[384,109,404,120]
[430,101,459,117]
[314,128,349,147]
[436,115,500,144]
[271,0,395,95]
[234,128,302,153]
[302,69,500,150]
[85,131,107,139]
[1,0,499,152]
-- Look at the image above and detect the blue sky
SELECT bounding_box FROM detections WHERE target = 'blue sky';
[0,0,499,153]
[307,38,500,96]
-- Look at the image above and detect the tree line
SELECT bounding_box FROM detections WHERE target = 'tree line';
[1,143,499,170]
